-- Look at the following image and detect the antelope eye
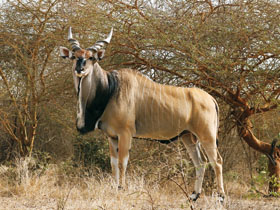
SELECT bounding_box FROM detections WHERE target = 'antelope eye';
[70,55,76,60]
[89,56,94,61]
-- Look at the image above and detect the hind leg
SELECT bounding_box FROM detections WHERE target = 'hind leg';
[181,132,206,201]
[205,145,224,194]
[197,131,225,201]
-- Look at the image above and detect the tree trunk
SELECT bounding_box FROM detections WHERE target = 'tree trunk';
[237,116,280,193]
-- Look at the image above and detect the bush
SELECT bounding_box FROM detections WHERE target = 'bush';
[73,134,110,173]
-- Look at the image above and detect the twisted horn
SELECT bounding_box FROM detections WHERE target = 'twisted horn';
[68,27,81,52]
[87,28,113,51]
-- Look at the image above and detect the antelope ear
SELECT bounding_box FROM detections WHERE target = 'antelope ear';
[94,49,105,61]
[59,46,72,59]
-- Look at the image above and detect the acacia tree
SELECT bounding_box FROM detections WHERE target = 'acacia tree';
[0,1,58,156]
[0,0,116,159]
[103,0,280,193]
[0,0,74,157]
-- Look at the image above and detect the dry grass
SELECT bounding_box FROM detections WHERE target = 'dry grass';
[0,159,279,210]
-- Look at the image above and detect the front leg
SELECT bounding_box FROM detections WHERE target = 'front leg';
[109,137,119,186]
[118,131,132,188]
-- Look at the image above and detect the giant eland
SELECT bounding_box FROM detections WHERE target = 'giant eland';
[59,27,225,202]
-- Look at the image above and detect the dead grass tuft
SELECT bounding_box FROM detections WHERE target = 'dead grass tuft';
[0,160,279,210]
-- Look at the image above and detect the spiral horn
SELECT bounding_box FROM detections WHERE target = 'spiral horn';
[68,27,81,52]
[87,28,113,51]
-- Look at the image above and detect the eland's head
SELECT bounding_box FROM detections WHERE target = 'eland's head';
[59,27,113,78]
[59,27,115,134]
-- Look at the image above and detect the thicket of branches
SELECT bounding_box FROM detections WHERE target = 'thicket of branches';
[0,0,279,193]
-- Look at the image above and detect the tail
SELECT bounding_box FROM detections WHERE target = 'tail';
[213,98,219,147]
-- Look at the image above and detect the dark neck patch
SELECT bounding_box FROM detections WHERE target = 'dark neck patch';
[77,70,119,134]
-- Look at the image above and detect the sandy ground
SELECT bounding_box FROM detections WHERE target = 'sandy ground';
[0,193,279,210]
[0,163,279,210]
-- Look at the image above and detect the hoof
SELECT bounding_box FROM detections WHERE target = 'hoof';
[190,192,200,201]
[118,185,123,190]
[217,194,225,204]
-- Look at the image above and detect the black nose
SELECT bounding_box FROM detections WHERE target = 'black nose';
[76,125,87,134]
[75,68,84,74]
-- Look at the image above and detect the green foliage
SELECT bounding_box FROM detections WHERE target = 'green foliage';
[268,175,280,197]
[247,155,280,197]
[32,150,52,173]
[249,172,280,198]
[252,170,268,190]
[73,135,110,173]
[247,155,269,193]
[256,154,268,174]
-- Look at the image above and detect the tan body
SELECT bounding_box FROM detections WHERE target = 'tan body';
[60,27,225,201]
[101,69,217,141]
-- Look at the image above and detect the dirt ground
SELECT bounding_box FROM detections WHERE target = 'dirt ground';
[0,164,279,210]
[0,193,279,210]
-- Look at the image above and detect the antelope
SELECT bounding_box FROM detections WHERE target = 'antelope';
[59,27,225,202]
